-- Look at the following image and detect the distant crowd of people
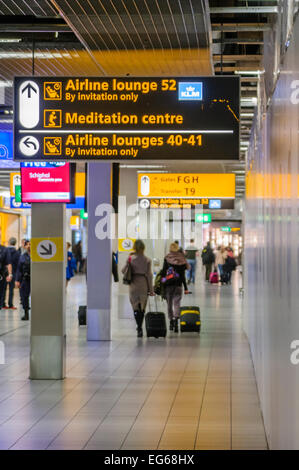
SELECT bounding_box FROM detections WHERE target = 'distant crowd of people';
[0,237,31,320]
[201,241,239,285]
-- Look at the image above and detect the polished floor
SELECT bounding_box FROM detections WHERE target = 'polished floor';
[0,269,268,450]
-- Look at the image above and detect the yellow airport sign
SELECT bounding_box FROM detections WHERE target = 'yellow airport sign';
[138,173,235,199]
[31,237,64,263]
[70,216,80,229]
[75,172,85,197]
[118,238,135,252]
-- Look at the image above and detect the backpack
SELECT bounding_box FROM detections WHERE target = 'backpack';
[202,248,214,265]
[154,270,163,295]
[161,266,180,286]
[225,256,237,272]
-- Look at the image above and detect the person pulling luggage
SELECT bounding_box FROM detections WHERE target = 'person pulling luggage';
[122,239,154,338]
[223,248,237,284]
[15,240,31,321]
[201,241,215,282]
[161,243,190,333]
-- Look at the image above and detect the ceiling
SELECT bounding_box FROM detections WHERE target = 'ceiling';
[0,0,282,199]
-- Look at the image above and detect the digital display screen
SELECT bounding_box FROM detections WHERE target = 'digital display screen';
[14,76,240,161]
[209,200,222,209]
[21,162,75,203]
[0,131,19,168]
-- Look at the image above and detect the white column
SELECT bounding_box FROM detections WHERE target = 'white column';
[87,163,112,341]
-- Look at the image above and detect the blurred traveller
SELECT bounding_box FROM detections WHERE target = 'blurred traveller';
[223,247,237,284]
[185,239,199,284]
[15,240,31,321]
[0,243,13,309]
[201,241,215,281]
[174,240,184,254]
[215,246,227,282]
[73,240,83,273]
[18,238,27,255]
[3,237,20,309]
[122,240,154,338]
[161,243,190,333]
[66,242,74,287]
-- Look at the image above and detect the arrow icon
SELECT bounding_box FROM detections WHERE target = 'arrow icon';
[23,137,37,150]
[21,82,37,98]
[39,244,52,256]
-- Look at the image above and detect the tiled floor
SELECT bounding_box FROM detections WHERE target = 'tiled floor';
[0,269,268,450]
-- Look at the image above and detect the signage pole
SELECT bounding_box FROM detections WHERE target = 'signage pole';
[87,162,112,341]
[30,203,66,379]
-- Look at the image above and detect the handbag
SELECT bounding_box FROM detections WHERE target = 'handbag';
[123,256,132,285]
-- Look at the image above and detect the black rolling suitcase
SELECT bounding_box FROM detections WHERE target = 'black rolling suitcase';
[180,306,200,333]
[221,271,229,284]
[145,297,167,338]
[78,305,87,326]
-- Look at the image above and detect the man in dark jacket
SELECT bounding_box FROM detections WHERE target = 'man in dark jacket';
[201,241,215,281]
[0,244,12,309]
[15,240,31,321]
[3,237,20,309]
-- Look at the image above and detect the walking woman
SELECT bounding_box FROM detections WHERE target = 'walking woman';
[215,245,227,281]
[161,242,190,333]
[122,240,154,337]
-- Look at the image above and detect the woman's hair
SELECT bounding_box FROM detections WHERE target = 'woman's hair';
[170,242,179,253]
[67,242,71,249]
[133,239,145,254]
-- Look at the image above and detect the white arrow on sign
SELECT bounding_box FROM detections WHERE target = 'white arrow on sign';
[37,240,57,260]
[140,175,150,196]
[19,80,40,129]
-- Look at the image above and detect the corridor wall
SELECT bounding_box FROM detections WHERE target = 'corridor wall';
[244,15,299,449]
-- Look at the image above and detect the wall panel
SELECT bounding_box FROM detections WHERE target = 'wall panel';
[244,15,299,449]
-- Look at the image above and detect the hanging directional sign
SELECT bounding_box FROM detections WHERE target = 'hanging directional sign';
[118,238,135,252]
[138,173,235,209]
[31,237,64,262]
[14,76,240,161]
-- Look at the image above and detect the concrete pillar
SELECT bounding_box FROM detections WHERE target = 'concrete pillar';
[117,168,138,317]
[87,163,112,341]
[65,209,72,245]
[30,203,66,380]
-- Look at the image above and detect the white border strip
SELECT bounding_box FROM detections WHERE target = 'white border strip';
[19,129,234,134]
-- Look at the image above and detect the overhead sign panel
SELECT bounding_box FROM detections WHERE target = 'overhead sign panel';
[14,76,240,162]
[138,173,235,209]
[138,173,235,198]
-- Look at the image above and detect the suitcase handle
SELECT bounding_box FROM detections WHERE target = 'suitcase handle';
[148,294,163,312]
